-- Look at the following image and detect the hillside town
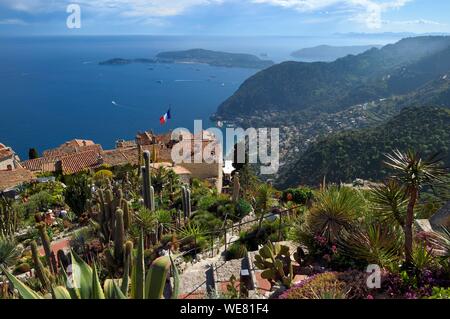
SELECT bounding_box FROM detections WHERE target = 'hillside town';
[1,129,223,195]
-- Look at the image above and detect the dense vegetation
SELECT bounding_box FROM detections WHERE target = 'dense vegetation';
[278,107,450,187]
[214,36,450,118]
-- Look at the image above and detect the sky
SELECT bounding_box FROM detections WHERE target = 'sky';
[0,0,450,36]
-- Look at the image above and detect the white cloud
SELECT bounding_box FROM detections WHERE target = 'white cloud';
[251,0,413,28]
[0,18,28,25]
[0,0,413,28]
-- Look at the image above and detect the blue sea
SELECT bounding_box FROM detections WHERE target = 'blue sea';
[0,35,401,159]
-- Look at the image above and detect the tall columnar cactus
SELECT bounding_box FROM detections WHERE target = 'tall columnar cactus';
[105,188,115,236]
[95,185,131,244]
[142,151,155,211]
[121,241,133,295]
[37,223,57,274]
[181,186,192,219]
[30,240,51,291]
[121,199,131,231]
[0,198,17,237]
[114,208,125,264]
[232,173,241,203]
[254,241,294,289]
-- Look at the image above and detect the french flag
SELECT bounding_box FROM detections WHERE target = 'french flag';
[160,109,171,125]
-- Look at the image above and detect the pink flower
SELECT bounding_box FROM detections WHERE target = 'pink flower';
[366,295,374,300]
[331,245,337,253]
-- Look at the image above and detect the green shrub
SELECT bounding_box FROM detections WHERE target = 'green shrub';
[429,287,450,299]
[282,187,313,205]
[239,220,289,251]
[191,210,223,233]
[236,199,252,219]
[225,242,248,261]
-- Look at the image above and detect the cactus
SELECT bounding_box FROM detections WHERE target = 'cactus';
[30,241,51,291]
[36,223,57,274]
[94,185,132,244]
[121,199,131,231]
[181,186,192,219]
[0,197,17,237]
[105,188,115,237]
[3,230,180,299]
[121,241,133,295]
[142,151,155,211]
[133,231,145,299]
[232,173,241,203]
[113,209,125,264]
[254,241,294,288]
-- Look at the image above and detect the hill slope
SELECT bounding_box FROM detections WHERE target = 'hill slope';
[291,45,382,62]
[214,36,450,119]
[277,106,450,188]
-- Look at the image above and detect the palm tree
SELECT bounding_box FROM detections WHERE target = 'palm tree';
[384,149,448,265]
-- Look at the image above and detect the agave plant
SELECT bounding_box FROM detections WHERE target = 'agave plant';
[0,236,22,268]
[384,149,448,265]
[0,231,179,299]
[306,186,365,242]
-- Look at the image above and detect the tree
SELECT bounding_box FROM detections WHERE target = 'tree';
[28,148,39,160]
[255,184,276,233]
[232,142,259,200]
[64,174,92,216]
[384,149,448,266]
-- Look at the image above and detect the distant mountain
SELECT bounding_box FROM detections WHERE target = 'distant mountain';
[155,49,274,69]
[291,45,382,62]
[214,36,450,119]
[277,106,450,188]
[100,49,274,69]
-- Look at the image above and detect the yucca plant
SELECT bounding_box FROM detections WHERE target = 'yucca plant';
[412,243,436,271]
[384,149,448,265]
[338,223,403,269]
[306,186,365,242]
[369,179,408,226]
[427,227,450,272]
[0,231,179,299]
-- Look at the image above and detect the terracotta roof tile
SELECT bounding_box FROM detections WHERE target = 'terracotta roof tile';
[43,141,102,158]
[60,150,101,174]
[21,156,59,173]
